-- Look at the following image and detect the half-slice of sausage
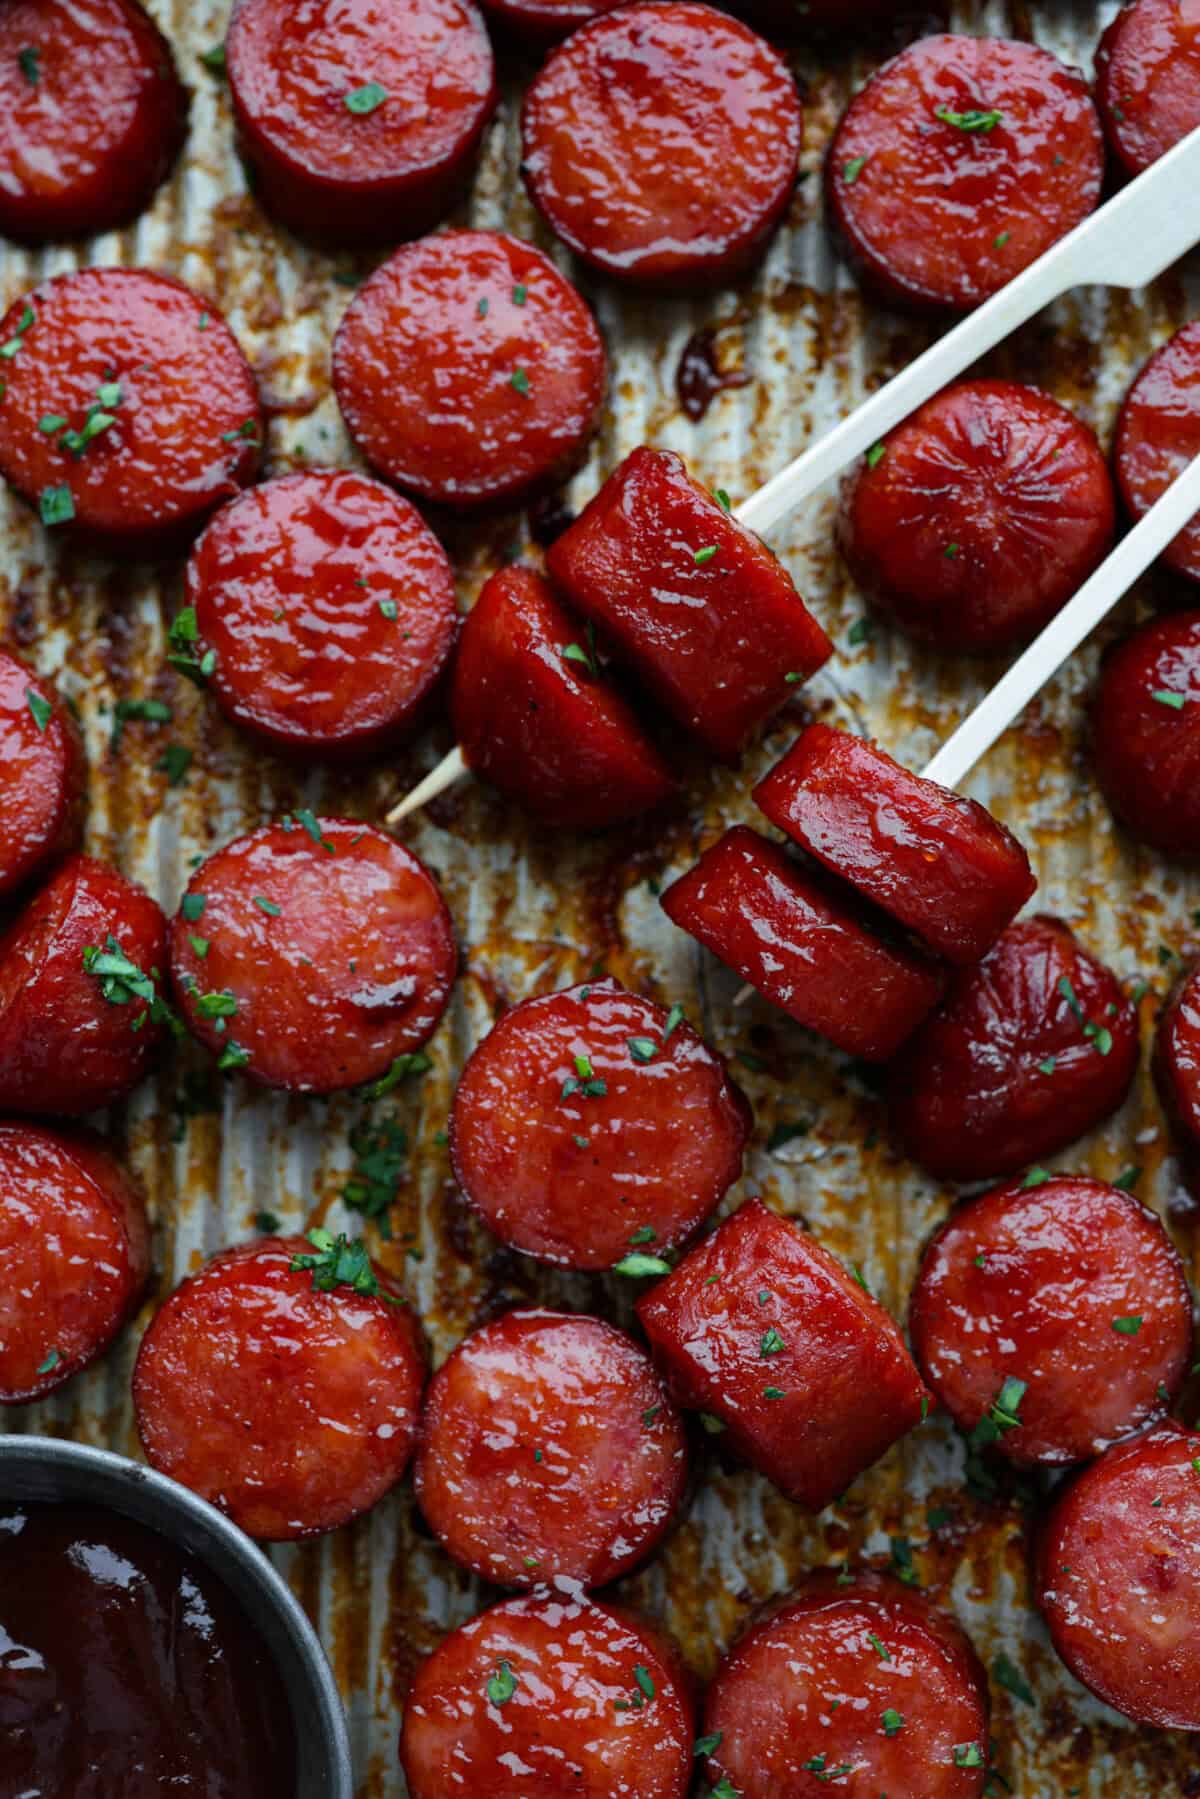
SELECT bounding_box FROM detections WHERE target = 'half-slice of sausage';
[888,916,1139,1183]
[753,724,1035,965]
[826,35,1105,311]
[449,565,677,830]
[169,819,456,1093]
[521,0,802,287]
[910,1175,1192,1465]
[701,1572,990,1799]
[0,269,261,557]
[333,231,606,507]
[836,380,1115,653]
[1091,611,1200,857]
[0,0,188,244]
[1096,0,1200,178]
[0,648,85,901]
[450,977,749,1270]
[399,1590,695,1798]
[637,1199,931,1510]
[480,0,625,42]
[0,853,169,1117]
[0,1122,149,1405]
[1115,325,1200,585]
[185,469,457,759]
[227,0,496,247]
[661,826,945,1061]
[1155,960,1200,1187]
[1036,1422,1200,1730]
[414,1308,689,1587]
[133,1234,426,1540]
[547,449,832,758]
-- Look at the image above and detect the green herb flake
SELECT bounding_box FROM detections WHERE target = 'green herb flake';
[38,414,66,435]
[0,304,36,360]
[868,1632,890,1662]
[969,1374,1027,1450]
[844,154,868,183]
[39,484,74,527]
[361,1051,431,1101]
[1112,1314,1143,1336]
[763,1385,786,1400]
[613,1252,672,1278]
[954,1743,985,1769]
[255,1210,281,1234]
[181,893,206,922]
[35,1347,59,1375]
[156,742,193,786]
[935,105,1003,132]
[510,368,531,396]
[218,1040,250,1071]
[477,296,489,318]
[1153,690,1187,710]
[1036,1056,1056,1076]
[1020,1166,1051,1189]
[882,1708,904,1736]
[290,1227,395,1301]
[82,936,157,1008]
[343,1119,407,1231]
[866,442,886,469]
[694,1732,723,1758]
[693,545,717,565]
[295,807,336,854]
[24,687,52,733]
[994,229,1011,248]
[1112,1163,1142,1190]
[714,488,732,513]
[200,42,226,72]
[253,895,281,916]
[634,1665,655,1701]
[188,936,209,959]
[760,1326,785,1356]
[512,283,527,306]
[18,45,41,84]
[344,81,388,115]
[847,615,873,646]
[379,598,399,621]
[628,1036,658,1063]
[662,1003,685,1041]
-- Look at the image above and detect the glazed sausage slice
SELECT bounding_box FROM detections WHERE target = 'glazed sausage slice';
[414,1308,689,1587]
[827,36,1104,311]
[1155,960,1200,1187]
[1096,0,1200,177]
[450,977,749,1270]
[0,269,261,556]
[910,1175,1192,1465]
[449,565,677,830]
[399,1590,695,1798]
[1091,611,1200,857]
[0,853,169,1117]
[227,0,496,247]
[661,826,945,1061]
[169,819,456,1093]
[0,0,187,244]
[0,1123,149,1405]
[753,724,1035,965]
[480,0,625,42]
[836,380,1115,653]
[333,231,606,507]
[1115,324,1200,585]
[701,1572,990,1799]
[521,0,802,287]
[133,1235,425,1540]
[888,916,1139,1183]
[0,648,84,901]
[185,469,457,758]
[637,1199,931,1510]
[1036,1422,1200,1730]
[547,449,832,758]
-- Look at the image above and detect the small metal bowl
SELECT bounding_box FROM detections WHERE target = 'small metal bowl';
[0,1435,354,1799]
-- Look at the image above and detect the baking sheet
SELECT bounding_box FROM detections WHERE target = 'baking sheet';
[3,0,1200,1792]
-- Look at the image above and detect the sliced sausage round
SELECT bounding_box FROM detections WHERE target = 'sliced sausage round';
[169,818,456,1094]
[185,469,457,759]
[1096,0,1200,178]
[836,380,1115,653]
[333,231,606,507]
[480,0,625,42]
[701,1571,990,1799]
[414,1308,689,1587]
[449,565,677,830]
[547,449,833,759]
[1036,1422,1200,1730]
[1155,960,1200,1185]
[753,723,1035,965]
[637,1198,931,1511]
[910,1175,1192,1465]
[0,1122,149,1405]
[450,976,749,1270]
[0,648,85,901]
[1091,611,1200,857]
[0,269,261,556]
[521,1,802,288]
[826,35,1105,311]
[1115,324,1200,585]
[0,852,169,1117]
[661,825,945,1062]
[399,1590,695,1798]
[0,0,187,244]
[133,1234,426,1540]
[227,0,496,248]
[888,916,1139,1184]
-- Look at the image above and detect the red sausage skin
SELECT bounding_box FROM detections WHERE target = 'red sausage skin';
[449,566,677,830]
[0,649,85,901]
[0,853,169,1118]
[413,1308,689,1587]
[836,380,1115,654]
[450,977,750,1270]
[661,826,944,1062]
[0,1123,149,1405]
[1155,961,1200,1186]
[637,1199,931,1510]
[481,0,626,42]
[547,449,832,758]
[753,724,1035,965]
[1036,1423,1200,1730]
[1096,0,1200,177]
[1115,325,1200,584]
[399,1591,695,1798]
[133,1237,426,1541]
[910,1176,1192,1465]
[889,917,1139,1184]
[170,819,456,1094]
[827,36,1104,312]
[227,0,496,248]
[1091,612,1200,857]
[701,1572,990,1799]
[186,469,457,759]
[0,0,187,244]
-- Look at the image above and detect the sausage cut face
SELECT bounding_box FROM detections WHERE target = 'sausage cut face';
[1091,611,1200,857]
[0,649,84,902]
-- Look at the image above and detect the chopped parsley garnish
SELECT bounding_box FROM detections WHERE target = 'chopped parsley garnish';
[344,81,388,114]
[889,1535,918,1586]
[562,621,598,676]
[477,297,489,318]
[1036,1056,1056,1076]
[220,418,260,444]
[218,1041,250,1071]
[994,229,1011,248]
[954,1744,985,1768]
[760,1326,785,1356]
[991,1652,1034,1705]
[969,1374,1026,1449]
[290,1227,393,1300]
[628,1225,656,1245]
[167,608,216,686]
[255,1210,281,1233]
[634,1665,655,1701]
[1112,1315,1143,1335]
[295,808,336,853]
[39,484,74,527]
[253,895,281,916]
[882,1708,904,1736]
[360,1051,431,1101]
[111,696,172,750]
[82,936,157,1008]
[189,936,209,958]
[1152,690,1186,710]
[378,598,398,621]
[342,1119,407,1232]
[486,1660,518,1706]
[694,1732,723,1757]
[844,154,868,183]
[18,45,41,84]
[35,1347,59,1375]
[935,105,1003,131]
[24,688,52,732]
[200,42,226,73]
[867,1632,890,1661]
[156,742,193,786]
[181,893,206,922]
[763,1385,786,1400]
[714,488,732,512]
[1021,1166,1051,1189]
[512,283,527,306]
[1114,1164,1141,1190]
[866,442,886,469]
[0,305,35,360]
[562,1052,607,1101]
[693,545,717,565]
[510,368,531,395]
[613,1252,672,1277]
[662,1003,684,1041]
[195,989,238,1021]
[628,1036,657,1063]
[847,616,873,646]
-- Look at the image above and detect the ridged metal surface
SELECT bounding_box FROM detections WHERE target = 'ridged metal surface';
[2,0,1199,1792]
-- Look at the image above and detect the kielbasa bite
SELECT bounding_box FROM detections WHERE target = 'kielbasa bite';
[0,648,85,901]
